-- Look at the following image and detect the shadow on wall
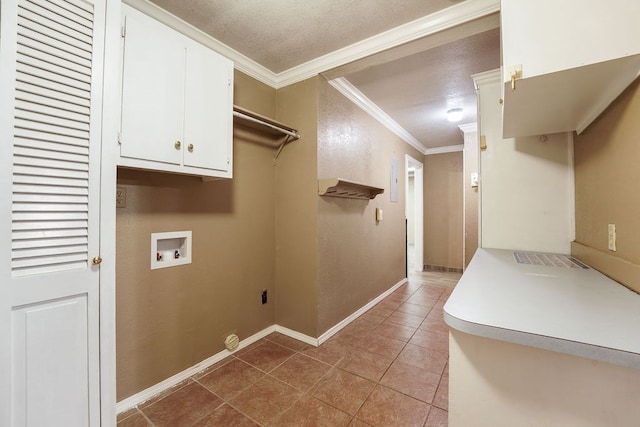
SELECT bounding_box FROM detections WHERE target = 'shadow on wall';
[318,196,370,215]
[117,168,233,214]
[514,133,571,165]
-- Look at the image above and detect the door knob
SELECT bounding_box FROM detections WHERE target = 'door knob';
[92,256,102,265]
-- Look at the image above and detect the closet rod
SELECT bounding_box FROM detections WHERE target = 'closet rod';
[232,110,301,140]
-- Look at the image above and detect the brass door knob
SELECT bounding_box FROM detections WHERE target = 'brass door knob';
[175,141,181,149]
[92,256,102,265]
[187,144,194,152]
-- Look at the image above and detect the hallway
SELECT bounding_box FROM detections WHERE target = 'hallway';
[117,271,460,426]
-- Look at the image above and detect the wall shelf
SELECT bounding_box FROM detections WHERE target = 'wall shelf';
[233,105,300,159]
[318,178,384,200]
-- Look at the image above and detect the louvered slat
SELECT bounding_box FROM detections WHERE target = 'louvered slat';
[18,4,92,45]
[12,252,87,270]
[14,129,90,147]
[12,236,88,250]
[13,183,88,196]
[15,109,90,133]
[16,62,90,92]
[13,147,88,165]
[13,155,90,173]
[13,228,87,240]
[12,0,94,277]
[13,173,88,187]
[14,137,90,155]
[15,99,90,123]
[12,193,88,204]
[13,243,88,260]
[13,164,88,180]
[12,220,88,231]
[16,77,91,106]
[17,43,91,82]
[16,15,91,57]
[13,211,88,221]
[17,32,92,66]
[27,0,93,30]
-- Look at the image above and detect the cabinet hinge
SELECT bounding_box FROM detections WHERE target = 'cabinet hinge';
[228,78,231,87]
[117,132,122,145]
[121,24,126,38]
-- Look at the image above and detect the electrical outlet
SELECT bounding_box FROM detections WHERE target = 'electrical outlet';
[116,186,126,208]
[261,289,267,304]
[608,224,617,251]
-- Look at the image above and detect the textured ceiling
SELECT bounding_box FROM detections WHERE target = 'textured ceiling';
[147,0,465,73]
[146,0,501,150]
[346,28,500,148]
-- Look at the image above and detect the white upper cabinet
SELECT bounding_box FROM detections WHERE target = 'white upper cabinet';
[183,41,232,172]
[119,4,233,178]
[501,0,640,138]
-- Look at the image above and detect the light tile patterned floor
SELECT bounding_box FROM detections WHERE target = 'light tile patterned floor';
[117,271,460,426]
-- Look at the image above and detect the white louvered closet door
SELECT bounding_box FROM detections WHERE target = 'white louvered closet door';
[0,0,105,426]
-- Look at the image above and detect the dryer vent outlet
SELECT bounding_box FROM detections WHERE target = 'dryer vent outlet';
[224,334,239,351]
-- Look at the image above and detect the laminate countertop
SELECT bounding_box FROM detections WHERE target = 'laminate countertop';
[443,248,640,369]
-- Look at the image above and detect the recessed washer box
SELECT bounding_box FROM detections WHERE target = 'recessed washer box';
[151,231,192,270]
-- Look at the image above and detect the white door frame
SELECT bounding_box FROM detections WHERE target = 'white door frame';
[405,155,424,272]
[99,0,122,424]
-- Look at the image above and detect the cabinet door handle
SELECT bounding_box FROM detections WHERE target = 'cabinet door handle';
[175,141,181,149]
[188,144,194,152]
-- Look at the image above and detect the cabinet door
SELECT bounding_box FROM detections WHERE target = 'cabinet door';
[502,0,640,81]
[0,0,104,425]
[120,5,185,165]
[183,40,233,172]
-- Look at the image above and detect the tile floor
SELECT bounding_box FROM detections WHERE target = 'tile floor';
[117,271,461,427]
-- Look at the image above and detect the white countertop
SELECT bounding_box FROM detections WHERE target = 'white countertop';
[444,248,640,369]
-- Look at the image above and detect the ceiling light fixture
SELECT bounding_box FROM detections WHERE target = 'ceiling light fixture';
[446,108,463,123]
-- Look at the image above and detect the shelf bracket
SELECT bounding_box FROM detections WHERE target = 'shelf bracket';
[318,178,384,200]
[274,134,294,160]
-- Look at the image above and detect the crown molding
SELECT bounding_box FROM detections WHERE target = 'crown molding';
[424,145,464,155]
[125,0,500,89]
[274,0,500,88]
[329,78,428,155]
[472,68,502,90]
[458,122,478,134]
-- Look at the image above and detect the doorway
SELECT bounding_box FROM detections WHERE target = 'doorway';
[405,155,424,274]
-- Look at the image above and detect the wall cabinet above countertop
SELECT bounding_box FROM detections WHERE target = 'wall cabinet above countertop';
[118,4,233,178]
[501,0,640,138]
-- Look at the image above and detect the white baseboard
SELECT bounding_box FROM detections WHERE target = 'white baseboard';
[317,277,408,344]
[275,324,319,346]
[116,277,407,414]
[116,324,316,414]
[116,325,275,413]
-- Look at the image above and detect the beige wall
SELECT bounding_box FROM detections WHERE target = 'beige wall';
[274,78,320,336]
[424,152,464,270]
[462,130,479,268]
[116,71,277,400]
[316,77,422,334]
[573,78,640,293]
[116,70,439,399]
